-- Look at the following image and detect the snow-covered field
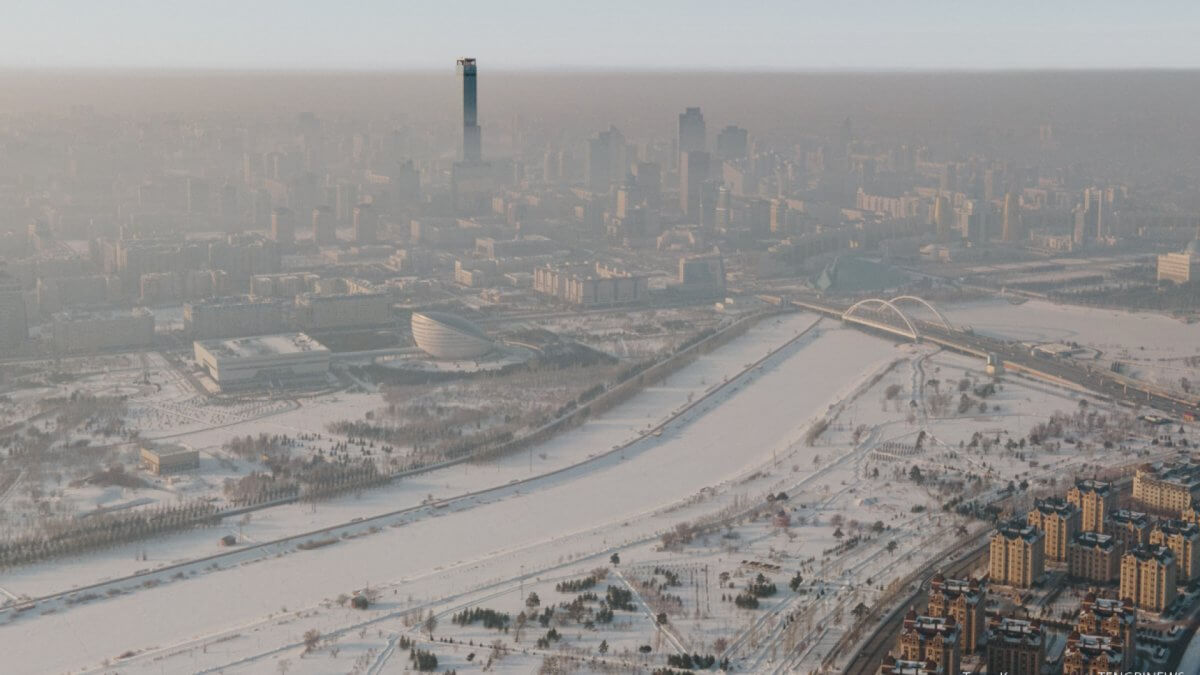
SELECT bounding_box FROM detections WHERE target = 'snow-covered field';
[1,297,1193,674]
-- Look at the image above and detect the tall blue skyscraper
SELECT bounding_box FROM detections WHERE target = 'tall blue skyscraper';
[458,58,482,162]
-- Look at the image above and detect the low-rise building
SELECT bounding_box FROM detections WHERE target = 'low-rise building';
[1076,593,1136,660]
[878,655,944,674]
[194,333,330,392]
[1062,632,1127,675]
[140,443,200,475]
[184,296,285,339]
[50,308,155,353]
[895,611,960,675]
[533,262,649,307]
[925,574,986,653]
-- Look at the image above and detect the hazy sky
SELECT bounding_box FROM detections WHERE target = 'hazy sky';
[6,0,1200,71]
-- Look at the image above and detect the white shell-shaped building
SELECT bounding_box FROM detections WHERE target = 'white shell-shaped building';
[410,311,493,359]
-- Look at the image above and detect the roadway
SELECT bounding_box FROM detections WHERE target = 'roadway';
[792,296,1200,421]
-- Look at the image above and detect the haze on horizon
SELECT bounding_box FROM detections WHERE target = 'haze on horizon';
[4,0,1200,71]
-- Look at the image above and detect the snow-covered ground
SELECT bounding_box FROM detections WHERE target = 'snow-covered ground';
[2,297,1192,674]
[0,315,907,674]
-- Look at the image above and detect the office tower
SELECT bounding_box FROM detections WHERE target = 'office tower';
[586,126,626,193]
[678,107,706,154]
[353,204,377,244]
[0,275,28,350]
[632,162,662,210]
[394,160,421,205]
[458,58,482,162]
[714,184,731,230]
[1067,479,1115,534]
[716,125,748,160]
[1001,192,1022,242]
[1027,497,1081,563]
[933,194,953,241]
[679,151,710,220]
[989,520,1045,588]
[312,206,336,245]
[270,207,295,247]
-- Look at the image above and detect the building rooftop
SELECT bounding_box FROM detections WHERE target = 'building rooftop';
[1074,531,1116,549]
[197,333,329,359]
[1125,544,1175,564]
[1074,478,1112,494]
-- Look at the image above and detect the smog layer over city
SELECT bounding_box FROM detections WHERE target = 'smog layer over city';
[4,3,1200,674]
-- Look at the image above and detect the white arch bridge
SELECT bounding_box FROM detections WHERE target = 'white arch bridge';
[840,295,954,341]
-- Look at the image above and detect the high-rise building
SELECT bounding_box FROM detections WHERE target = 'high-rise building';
[586,127,626,193]
[458,58,481,162]
[1109,509,1151,552]
[985,617,1045,675]
[270,207,295,247]
[1068,532,1120,583]
[679,151,710,220]
[312,206,336,245]
[1149,519,1200,582]
[353,204,378,245]
[1001,192,1022,242]
[1068,479,1116,534]
[678,107,706,154]
[1119,544,1176,612]
[1027,497,1081,563]
[715,125,748,160]
[989,520,1045,588]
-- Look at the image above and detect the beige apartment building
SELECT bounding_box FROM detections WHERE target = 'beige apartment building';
[1149,518,1200,582]
[925,575,986,653]
[1132,461,1200,516]
[1120,545,1177,613]
[1067,479,1115,534]
[1109,509,1151,552]
[985,617,1045,675]
[990,520,1045,588]
[1068,532,1121,583]
[895,611,960,675]
[1028,497,1081,563]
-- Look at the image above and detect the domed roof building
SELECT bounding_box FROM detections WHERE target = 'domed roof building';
[410,311,493,359]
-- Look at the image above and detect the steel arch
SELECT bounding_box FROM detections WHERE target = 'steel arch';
[842,298,920,340]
